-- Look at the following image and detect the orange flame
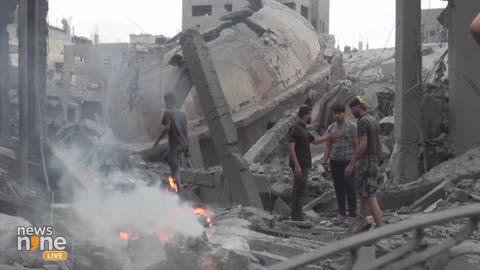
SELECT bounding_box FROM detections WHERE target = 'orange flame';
[193,208,213,227]
[156,227,169,245]
[168,176,178,193]
[119,232,139,241]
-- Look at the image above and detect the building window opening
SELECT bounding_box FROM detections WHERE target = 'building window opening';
[284,2,296,11]
[301,5,309,19]
[311,19,318,30]
[192,5,212,17]
[224,4,233,12]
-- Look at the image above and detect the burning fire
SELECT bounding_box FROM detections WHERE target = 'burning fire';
[168,176,178,193]
[156,227,169,245]
[193,208,213,227]
[119,232,139,241]
[119,177,213,244]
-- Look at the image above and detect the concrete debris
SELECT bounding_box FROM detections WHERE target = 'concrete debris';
[272,198,290,218]
[329,52,347,82]
[304,210,320,220]
[244,114,296,164]
[409,180,452,211]
[303,190,335,212]
[180,28,262,208]
[5,1,480,270]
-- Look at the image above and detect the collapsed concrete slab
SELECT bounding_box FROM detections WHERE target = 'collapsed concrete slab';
[180,29,262,207]
[105,0,332,166]
[378,147,480,210]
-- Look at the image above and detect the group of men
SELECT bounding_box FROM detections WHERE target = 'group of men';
[288,96,383,232]
[154,12,479,228]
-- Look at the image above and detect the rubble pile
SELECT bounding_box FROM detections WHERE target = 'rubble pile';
[348,45,451,169]
[3,0,480,269]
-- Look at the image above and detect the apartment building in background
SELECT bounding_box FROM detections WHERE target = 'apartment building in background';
[182,0,330,33]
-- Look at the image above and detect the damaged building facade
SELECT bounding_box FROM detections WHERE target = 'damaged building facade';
[2,0,480,269]
[182,0,330,33]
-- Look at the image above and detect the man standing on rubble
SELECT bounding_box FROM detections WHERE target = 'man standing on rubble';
[288,105,339,221]
[154,92,189,197]
[345,96,384,231]
[322,103,359,226]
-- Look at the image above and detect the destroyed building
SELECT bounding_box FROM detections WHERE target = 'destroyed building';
[421,8,448,44]
[1,0,480,270]
[183,0,330,34]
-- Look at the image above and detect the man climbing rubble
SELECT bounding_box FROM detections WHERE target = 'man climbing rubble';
[153,92,189,197]
[345,96,384,232]
[288,105,339,221]
[322,103,359,226]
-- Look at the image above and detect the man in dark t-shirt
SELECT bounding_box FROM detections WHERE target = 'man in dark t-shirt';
[345,96,384,231]
[288,105,339,221]
[154,92,189,196]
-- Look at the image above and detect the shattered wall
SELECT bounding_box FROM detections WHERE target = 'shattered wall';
[184,0,322,121]
[106,0,324,144]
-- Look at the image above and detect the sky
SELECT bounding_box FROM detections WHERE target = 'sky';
[48,0,447,49]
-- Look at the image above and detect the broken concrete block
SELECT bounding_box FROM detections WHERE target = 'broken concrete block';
[270,183,292,199]
[303,190,335,211]
[180,29,262,208]
[449,188,470,203]
[409,180,452,211]
[242,206,275,226]
[217,218,252,229]
[219,249,250,270]
[423,199,443,213]
[273,198,290,217]
[304,210,320,220]
[244,114,297,163]
[381,62,395,78]
[330,53,347,82]
[323,48,335,59]
[456,179,475,190]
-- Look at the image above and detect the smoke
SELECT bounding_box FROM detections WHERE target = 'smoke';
[52,137,205,255]
[72,179,205,246]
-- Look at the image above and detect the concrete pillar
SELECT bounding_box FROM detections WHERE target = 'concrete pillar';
[180,29,262,208]
[393,0,422,184]
[26,0,48,157]
[0,0,17,143]
[448,1,480,154]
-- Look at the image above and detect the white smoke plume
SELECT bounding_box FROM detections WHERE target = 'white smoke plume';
[52,140,205,252]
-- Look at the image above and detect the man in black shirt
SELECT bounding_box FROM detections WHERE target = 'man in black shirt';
[288,105,339,221]
[154,92,189,197]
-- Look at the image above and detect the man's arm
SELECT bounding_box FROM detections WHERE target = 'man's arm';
[288,142,301,169]
[153,125,169,147]
[323,139,332,162]
[352,123,359,147]
[471,13,480,45]
[312,131,339,145]
[153,112,171,147]
[349,136,367,166]
[345,119,368,176]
